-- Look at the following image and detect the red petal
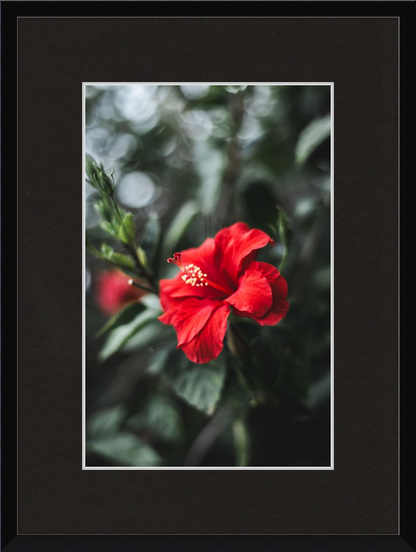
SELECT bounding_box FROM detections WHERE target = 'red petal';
[159,277,182,312]
[215,223,274,282]
[248,261,288,298]
[231,262,289,326]
[160,297,222,347]
[159,274,205,311]
[181,237,232,292]
[255,284,289,326]
[96,270,144,315]
[180,237,216,273]
[180,304,230,364]
[159,237,231,309]
[158,308,177,325]
[225,270,272,318]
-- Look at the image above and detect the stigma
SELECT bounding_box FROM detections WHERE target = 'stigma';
[167,252,209,287]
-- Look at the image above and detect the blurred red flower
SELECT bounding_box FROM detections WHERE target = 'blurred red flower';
[96,269,145,316]
[159,222,289,364]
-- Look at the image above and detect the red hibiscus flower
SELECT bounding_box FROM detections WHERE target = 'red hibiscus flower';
[96,269,146,316]
[159,222,289,364]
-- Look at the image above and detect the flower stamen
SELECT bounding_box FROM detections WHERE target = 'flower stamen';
[167,252,229,294]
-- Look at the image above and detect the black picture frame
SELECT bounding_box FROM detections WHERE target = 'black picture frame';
[1,2,415,551]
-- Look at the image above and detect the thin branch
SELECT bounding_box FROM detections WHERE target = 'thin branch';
[215,93,244,225]
[184,409,233,466]
[128,279,157,295]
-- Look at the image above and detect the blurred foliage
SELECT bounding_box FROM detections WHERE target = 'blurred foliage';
[85,84,331,467]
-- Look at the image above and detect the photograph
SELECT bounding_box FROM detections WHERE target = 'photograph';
[4,7,406,548]
[83,83,332,468]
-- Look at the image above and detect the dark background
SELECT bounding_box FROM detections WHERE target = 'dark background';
[11,12,399,536]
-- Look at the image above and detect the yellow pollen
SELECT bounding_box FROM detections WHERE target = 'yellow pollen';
[178,262,209,287]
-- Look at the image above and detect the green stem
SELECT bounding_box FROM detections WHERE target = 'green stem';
[129,247,158,292]
[111,195,124,226]
[233,417,250,467]
[113,197,158,292]
[128,279,157,295]
[86,238,105,261]
[94,171,160,294]
[226,323,260,403]
[216,92,243,222]
[278,244,288,273]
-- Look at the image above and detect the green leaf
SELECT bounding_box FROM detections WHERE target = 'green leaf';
[94,198,113,222]
[162,201,199,261]
[85,153,98,175]
[314,265,331,290]
[100,221,120,240]
[121,320,172,354]
[99,243,135,270]
[276,206,293,247]
[100,242,114,258]
[266,206,292,272]
[127,395,182,442]
[140,215,161,267]
[99,308,161,361]
[145,348,171,376]
[87,433,162,467]
[85,154,100,188]
[118,213,136,246]
[295,115,331,166]
[137,246,148,271]
[140,294,162,310]
[166,356,226,414]
[96,301,145,338]
[86,237,107,261]
[301,373,330,412]
[109,252,136,270]
[85,154,114,195]
[88,406,126,438]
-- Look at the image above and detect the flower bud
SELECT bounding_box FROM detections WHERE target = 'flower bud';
[95,269,146,316]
